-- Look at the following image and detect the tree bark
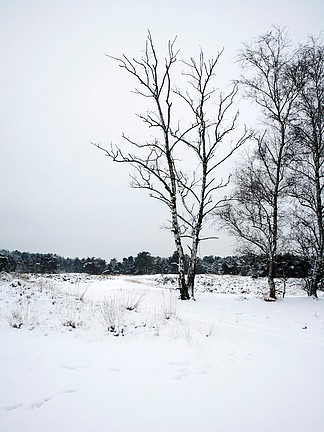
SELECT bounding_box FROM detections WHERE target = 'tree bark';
[267,255,277,299]
[187,249,197,299]
[309,255,321,298]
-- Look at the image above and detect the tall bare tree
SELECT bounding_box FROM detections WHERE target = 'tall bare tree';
[219,26,300,299]
[92,32,250,299]
[290,36,324,297]
[171,53,252,297]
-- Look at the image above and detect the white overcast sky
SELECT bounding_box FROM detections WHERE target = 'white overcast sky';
[1,0,323,261]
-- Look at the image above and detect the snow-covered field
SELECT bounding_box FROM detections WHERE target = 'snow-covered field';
[0,273,323,432]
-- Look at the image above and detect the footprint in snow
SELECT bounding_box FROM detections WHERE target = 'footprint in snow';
[29,388,78,410]
[30,396,53,409]
[173,372,189,380]
[169,361,208,380]
[168,360,192,367]
[60,364,90,370]
[173,369,207,380]
[1,403,23,412]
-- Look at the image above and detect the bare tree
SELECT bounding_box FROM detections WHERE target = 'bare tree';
[219,137,292,300]
[171,53,252,297]
[290,36,324,297]
[92,32,250,299]
[219,26,300,300]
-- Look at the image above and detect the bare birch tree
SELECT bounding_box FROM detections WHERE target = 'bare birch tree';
[92,32,250,299]
[171,53,252,297]
[290,36,324,298]
[219,26,300,300]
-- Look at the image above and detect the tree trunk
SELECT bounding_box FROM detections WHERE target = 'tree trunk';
[177,248,190,300]
[187,260,196,299]
[267,256,277,299]
[309,255,322,298]
[179,274,189,300]
[266,123,283,301]
[186,155,207,300]
[186,230,199,299]
[171,201,190,300]
[267,220,278,300]
[310,159,324,299]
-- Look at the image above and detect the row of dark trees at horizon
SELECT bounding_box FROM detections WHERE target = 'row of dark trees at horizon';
[92,26,323,299]
[0,249,312,280]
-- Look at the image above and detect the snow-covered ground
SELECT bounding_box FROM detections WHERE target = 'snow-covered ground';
[0,273,323,432]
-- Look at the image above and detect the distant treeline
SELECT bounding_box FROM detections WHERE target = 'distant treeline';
[0,249,311,278]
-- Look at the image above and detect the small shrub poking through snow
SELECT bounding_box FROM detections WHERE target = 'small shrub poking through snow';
[56,299,84,330]
[4,283,40,330]
[160,289,179,320]
[97,295,126,336]
[73,283,90,302]
[121,289,146,311]
[6,304,26,329]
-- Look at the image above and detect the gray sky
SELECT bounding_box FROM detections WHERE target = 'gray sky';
[1,0,323,261]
